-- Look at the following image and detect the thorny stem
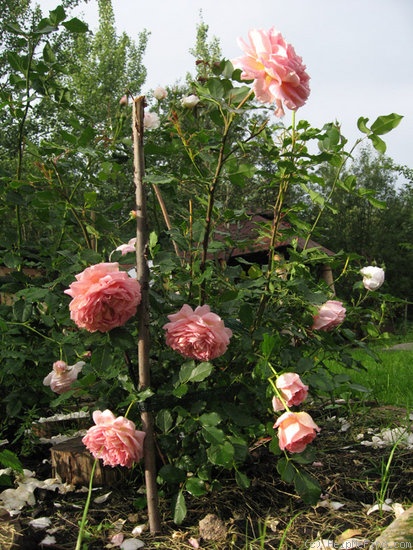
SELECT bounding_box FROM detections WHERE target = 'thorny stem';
[15,37,39,254]
[254,112,297,327]
[198,90,255,302]
[51,163,93,250]
[152,183,181,259]
[132,96,161,534]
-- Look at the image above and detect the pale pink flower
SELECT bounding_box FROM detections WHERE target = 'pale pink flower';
[115,238,136,256]
[274,411,320,453]
[82,409,145,468]
[65,263,141,333]
[153,86,167,100]
[312,300,346,331]
[272,372,308,411]
[43,360,84,394]
[181,94,200,108]
[163,304,232,361]
[360,266,385,291]
[233,27,310,117]
[143,111,160,130]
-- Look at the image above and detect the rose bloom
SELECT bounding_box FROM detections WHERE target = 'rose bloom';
[312,300,346,331]
[143,111,160,130]
[65,263,141,333]
[43,360,84,394]
[163,304,232,361]
[360,266,385,291]
[274,411,320,453]
[233,27,310,117]
[181,94,200,108]
[115,237,136,256]
[272,372,308,411]
[153,86,167,100]
[82,410,145,468]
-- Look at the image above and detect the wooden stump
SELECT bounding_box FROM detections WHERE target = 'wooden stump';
[50,437,123,487]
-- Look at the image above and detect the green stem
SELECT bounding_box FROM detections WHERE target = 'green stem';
[7,321,61,346]
[303,138,362,250]
[75,458,98,550]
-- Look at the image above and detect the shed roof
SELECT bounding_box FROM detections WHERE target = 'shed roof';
[211,213,334,262]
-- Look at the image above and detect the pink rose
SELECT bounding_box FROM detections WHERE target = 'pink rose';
[82,409,145,468]
[163,304,232,361]
[274,411,320,453]
[65,263,141,333]
[312,300,346,331]
[43,360,84,394]
[272,373,308,411]
[233,27,310,117]
[115,237,136,256]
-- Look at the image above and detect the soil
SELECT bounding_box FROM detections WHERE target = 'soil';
[1,404,412,549]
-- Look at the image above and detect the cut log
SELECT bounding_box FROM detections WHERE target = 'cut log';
[50,437,123,487]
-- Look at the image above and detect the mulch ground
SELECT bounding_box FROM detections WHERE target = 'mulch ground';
[1,404,412,549]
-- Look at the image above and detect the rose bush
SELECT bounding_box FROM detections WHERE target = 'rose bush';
[1,13,402,532]
[65,263,141,333]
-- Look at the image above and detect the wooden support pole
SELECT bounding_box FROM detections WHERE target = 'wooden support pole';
[133,96,161,534]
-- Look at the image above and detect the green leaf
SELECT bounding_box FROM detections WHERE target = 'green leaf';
[158,464,186,484]
[235,469,250,489]
[0,449,23,473]
[277,457,295,483]
[368,134,386,154]
[156,410,174,433]
[199,412,221,427]
[172,490,187,525]
[42,42,56,64]
[185,477,207,496]
[48,5,66,25]
[202,425,225,445]
[370,113,403,135]
[179,361,213,384]
[207,441,234,468]
[357,117,370,134]
[293,469,321,505]
[367,196,387,209]
[62,17,89,33]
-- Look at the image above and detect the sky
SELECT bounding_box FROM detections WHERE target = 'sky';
[38,0,413,172]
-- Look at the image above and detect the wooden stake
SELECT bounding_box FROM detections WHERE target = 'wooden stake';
[133,96,161,534]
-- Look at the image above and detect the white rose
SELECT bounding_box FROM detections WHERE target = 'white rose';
[360,266,385,291]
[181,94,200,108]
[153,86,167,100]
[143,111,160,130]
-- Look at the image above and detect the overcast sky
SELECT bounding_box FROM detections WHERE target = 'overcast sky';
[38,0,413,171]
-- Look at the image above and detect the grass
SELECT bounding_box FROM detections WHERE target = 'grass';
[329,341,413,409]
